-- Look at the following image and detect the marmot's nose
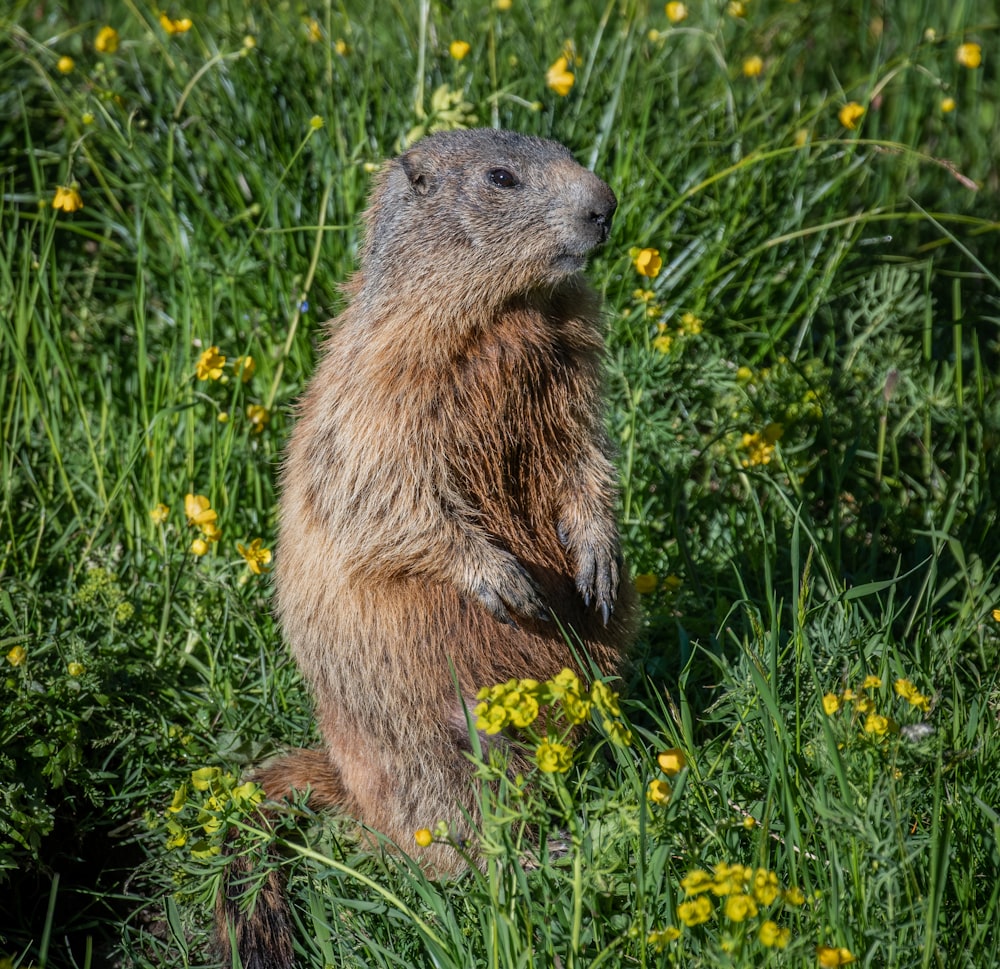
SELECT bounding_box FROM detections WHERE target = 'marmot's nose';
[590,208,613,243]
[586,182,617,244]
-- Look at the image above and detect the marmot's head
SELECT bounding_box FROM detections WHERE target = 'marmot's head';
[357,129,617,309]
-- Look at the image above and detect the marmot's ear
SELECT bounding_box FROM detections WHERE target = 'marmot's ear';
[399,150,437,197]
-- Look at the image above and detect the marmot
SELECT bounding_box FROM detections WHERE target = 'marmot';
[218,128,635,968]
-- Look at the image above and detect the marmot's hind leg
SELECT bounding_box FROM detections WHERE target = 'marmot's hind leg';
[253,746,354,812]
[216,748,349,969]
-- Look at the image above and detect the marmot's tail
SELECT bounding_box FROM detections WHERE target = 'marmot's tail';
[215,748,349,969]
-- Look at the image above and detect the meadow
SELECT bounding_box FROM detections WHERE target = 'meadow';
[2,0,999,966]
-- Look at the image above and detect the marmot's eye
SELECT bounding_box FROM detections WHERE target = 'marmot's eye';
[487,168,519,188]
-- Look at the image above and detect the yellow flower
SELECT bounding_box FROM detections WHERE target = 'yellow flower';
[838,102,865,130]
[657,748,687,775]
[165,819,187,849]
[560,690,590,724]
[665,2,688,22]
[784,885,806,906]
[67,661,86,677]
[246,404,270,434]
[956,42,982,69]
[740,430,776,467]
[727,0,746,16]
[190,537,209,556]
[677,895,713,926]
[167,784,187,813]
[309,115,324,130]
[634,573,658,594]
[590,679,621,717]
[414,827,433,847]
[633,247,662,278]
[95,26,120,53]
[679,312,702,335]
[647,926,681,950]
[604,719,633,746]
[992,608,1000,622]
[6,645,27,667]
[652,333,673,354]
[535,740,573,773]
[742,55,764,78]
[231,781,264,807]
[680,869,714,895]
[306,18,322,42]
[549,668,582,698]
[159,13,193,35]
[449,40,471,60]
[200,521,222,543]
[546,55,575,96]
[736,365,753,382]
[647,779,672,804]
[184,493,217,529]
[893,678,931,711]
[195,346,226,380]
[862,675,882,689]
[57,55,75,74]
[941,96,956,113]
[231,356,255,382]
[723,893,758,922]
[150,503,170,525]
[759,920,791,948]
[474,700,507,734]
[751,868,780,905]
[711,861,751,895]
[191,766,222,791]
[822,692,840,715]
[863,712,892,736]
[817,946,856,967]
[855,696,874,715]
[52,185,84,213]
[496,0,512,8]
[334,38,348,55]
[504,689,540,728]
[237,538,272,575]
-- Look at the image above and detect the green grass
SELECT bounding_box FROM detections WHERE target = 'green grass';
[2,0,999,966]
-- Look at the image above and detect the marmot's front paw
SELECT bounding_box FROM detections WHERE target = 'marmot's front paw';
[471,552,550,626]
[559,522,621,625]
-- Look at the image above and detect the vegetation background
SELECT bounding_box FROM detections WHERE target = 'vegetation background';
[1,0,999,966]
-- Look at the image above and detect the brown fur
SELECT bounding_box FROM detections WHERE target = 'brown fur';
[217,128,635,967]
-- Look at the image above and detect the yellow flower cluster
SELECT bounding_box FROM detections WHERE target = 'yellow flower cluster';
[647,746,687,805]
[823,674,933,741]
[474,668,631,773]
[893,677,931,714]
[740,422,783,467]
[817,945,857,967]
[646,862,804,949]
[159,12,193,34]
[164,766,263,857]
[185,492,221,555]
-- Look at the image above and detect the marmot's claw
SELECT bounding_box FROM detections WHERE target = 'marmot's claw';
[475,553,549,624]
